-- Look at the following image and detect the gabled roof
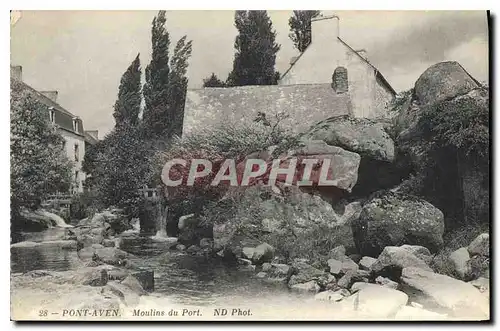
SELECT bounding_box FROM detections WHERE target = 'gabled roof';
[336,37,397,96]
[280,37,397,96]
[11,77,85,137]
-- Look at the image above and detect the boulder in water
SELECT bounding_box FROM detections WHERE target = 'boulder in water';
[400,267,489,319]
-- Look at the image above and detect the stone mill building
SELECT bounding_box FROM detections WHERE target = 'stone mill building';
[183,12,397,135]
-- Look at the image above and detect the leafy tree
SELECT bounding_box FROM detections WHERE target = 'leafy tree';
[226,10,281,86]
[143,10,193,139]
[203,73,226,88]
[113,53,142,129]
[10,79,72,223]
[82,125,155,218]
[288,10,320,52]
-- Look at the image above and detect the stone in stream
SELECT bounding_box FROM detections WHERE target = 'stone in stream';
[329,245,347,260]
[375,276,399,290]
[449,247,471,279]
[102,239,116,247]
[242,247,255,260]
[105,281,140,307]
[107,269,129,281]
[252,243,275,264]
[290,280,320,294]
[348,282,409,319]
[121,275,146,295]
[82,268,108,287]
[131,270,154,292]
[468,233,489,257]
[314,290,345,302]
[370,246,432,280]
[359,256,377,270]
[199,238,213,249]
[400,267,489,319]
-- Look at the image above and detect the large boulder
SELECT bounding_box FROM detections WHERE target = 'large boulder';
[449,247,471,280]
[252,243,275,264]
[400,267,489,319]
[468,233,489,257]
[303,116,395,162]
[414,61,480,107]
[352,191,445,256]
[393,63,488,231]
[303,117,404,196]
[370,246,433,279]
[288,260,326,287]
[212,184,359,260]
[349,283,409,319]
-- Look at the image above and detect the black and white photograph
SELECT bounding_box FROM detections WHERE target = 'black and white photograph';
[9,9,491,321]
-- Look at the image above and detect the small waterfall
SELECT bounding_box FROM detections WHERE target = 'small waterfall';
[152,205,168,240]
[38,210,73,228]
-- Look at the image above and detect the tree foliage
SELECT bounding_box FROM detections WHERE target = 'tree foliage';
[226,10,281,86]
[82,126,155,217]
[203,73,226,88]
[288,10,320,52]
[168,36,193,138]
[10,80,72,219]
[143,10,192,139]
[113,53,142,128]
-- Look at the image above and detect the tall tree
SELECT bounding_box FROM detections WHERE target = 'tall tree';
[288,10,320,52]
[226,10,281,86]
[203,73,226,88]
[113,53,142,129]
[143,10,171,136]
[143,10,192,138]
[168,36,193,138]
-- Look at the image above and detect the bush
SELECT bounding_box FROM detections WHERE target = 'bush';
[69,190,100,221]
[159,118,301,210]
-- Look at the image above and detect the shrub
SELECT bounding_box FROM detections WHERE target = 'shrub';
[159,117,301,210]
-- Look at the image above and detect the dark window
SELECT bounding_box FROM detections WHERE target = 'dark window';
[74,143,79,162]
[332,67,348,94]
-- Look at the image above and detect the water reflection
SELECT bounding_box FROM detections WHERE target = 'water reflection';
[11,231,291,306]
[11,243,81,273]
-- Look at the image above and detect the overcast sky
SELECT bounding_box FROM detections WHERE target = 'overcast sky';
[10,10,489,136]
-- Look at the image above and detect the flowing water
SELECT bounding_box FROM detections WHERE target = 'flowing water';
[10,228,298,308]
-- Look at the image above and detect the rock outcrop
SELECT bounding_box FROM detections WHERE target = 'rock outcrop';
[352,191,445,256]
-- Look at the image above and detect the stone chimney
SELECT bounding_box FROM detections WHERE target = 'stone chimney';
[311,12,339,44]
[85,130,99,140]
[40,91,58,103]
[10,65,22,81]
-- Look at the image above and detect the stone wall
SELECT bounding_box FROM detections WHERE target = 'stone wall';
[183,84,353,135]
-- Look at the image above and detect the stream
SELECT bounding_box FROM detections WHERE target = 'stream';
[10,227,308,309]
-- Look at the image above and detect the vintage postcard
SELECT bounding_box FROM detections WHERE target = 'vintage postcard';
[10,10,490,321]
